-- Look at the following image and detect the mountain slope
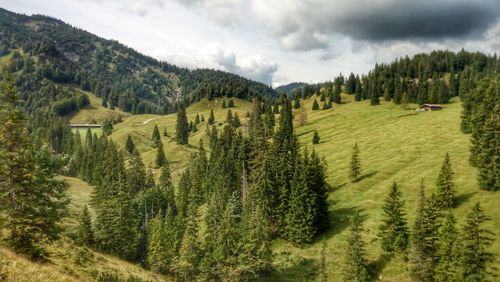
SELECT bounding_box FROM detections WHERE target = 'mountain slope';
[0,7,275,118]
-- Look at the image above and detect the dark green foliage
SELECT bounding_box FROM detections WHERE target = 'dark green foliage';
[355,82,363,101]
[477,104,499,190]
[232,112,241,127]
[208,109,215,125]
[77,206,95,246]
[0,74,68,258]
[343,212,370,282]
[155,141,166,168]
[459,203,495,281]
[436,153,456,209]
[370,86,380,105]
[378,182,409,253]
[333,78,342,104]
[102,119,113,136]
[125,135,135,154]
[293,96,301,109]
[350,143,361,182]
[312,99,319,110]
[176,104,189,145]
[194,113,200,124]
[410,180,427,280]
[147,211,181,274]
[151,125,161,147]
[346,72,356,94]
[228,99,234,107]
[226,109,233,125]
[221,99,227,108]
[128,150,146,194]
[313,130,320,144]
[435,212,459,282]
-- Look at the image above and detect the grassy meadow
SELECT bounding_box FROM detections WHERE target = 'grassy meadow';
[104,94,499,281]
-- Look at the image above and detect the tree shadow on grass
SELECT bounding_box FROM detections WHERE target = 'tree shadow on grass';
[357,170,379,182]
[321,206,368,240]
[368,253,393,281]
[262,256,318,282]
[455,191,477,208]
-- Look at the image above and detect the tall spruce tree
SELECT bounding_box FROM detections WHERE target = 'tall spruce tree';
[378,182,409,253]
[208,109,215,125]
[459,203,494,282]
[343,212,370,282]
[176,104,190,144]
[350,143,362,182]
[312,99,320,110]
[410,180,427,280]
[434,212,459,282]
[125,135,135,154]
[128,150,146,194]
[77,206,95,246]
[0,74,68,258]
[421,194,443,281]
[155,141,167,168]
[436,153,456,209]
[313,130,320,144]
[152,124,161,147]
[477,103,499,191]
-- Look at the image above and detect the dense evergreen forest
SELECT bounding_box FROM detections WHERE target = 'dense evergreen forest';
[0,6,499,282]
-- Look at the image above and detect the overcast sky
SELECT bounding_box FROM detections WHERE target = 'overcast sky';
[1,0,499,86]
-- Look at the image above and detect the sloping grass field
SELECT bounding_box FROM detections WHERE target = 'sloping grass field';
[105,94,499,281]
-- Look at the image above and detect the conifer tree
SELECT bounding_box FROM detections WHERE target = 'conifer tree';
[355,83,363,101]
[176,104,189,145]
[320,92,326,102]
[370,88,380,105]
[147,210,181,274]
[435,212,459,282]
[158,162,176,214]
[195,113,200,124]
[420,194,442,280]
[226,109,233,125]
[155,141,166,168]
[0,74,68,257]
[477,104,499,191]
[201,114,205,122]
[174,205,200,281]
[128,150,146,194]
[343,212,370,282]
[350,143,362,182]
[152,124,161,147]
[312,99,319,110]
[78,206,94,246]
[313,130,320,144]
[459,203,494,282]
[221,99,227,108]
[378,182,409,253]
[232,112,241,127]
[208,109,215,125]
[436,153,456,209]
[293,96,301,109]
[228,99,234,107]
[125,135,135,154]
[410,180,427,280]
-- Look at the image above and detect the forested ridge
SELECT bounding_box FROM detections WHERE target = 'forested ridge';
[0,6,499,281]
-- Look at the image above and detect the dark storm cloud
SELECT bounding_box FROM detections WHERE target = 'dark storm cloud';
[333,1,500,41]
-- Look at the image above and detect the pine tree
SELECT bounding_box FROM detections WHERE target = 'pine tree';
[155,141,166,168]
[128,150,146,194]
[343,212,370,282]
[158,163,176,214]
[228,99,234,107]
[0,74,68,258]
[459,203,494,282]
[208,109,215,125]
[421,194,443,280]
[222,99,227,108]
[436,153,456,209]
[232,112,241,127]
[152,124,161,147]
[293,96,301,109]
[313,130,320,144]
[434,212,459,282]
[410,180,427,280]
[350,143,362,182]
[477,104,499,191]
[125,135,135,154]
[378,182,409,253]
[195,113,200,124]
[77,206,94,246]
[174,205,200,281]
[226,109,233,125]
[176,104,189,145]
[355,83,363,101]
[147,210,181,274]
[370,87,380,106]
[312,99,319,110]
